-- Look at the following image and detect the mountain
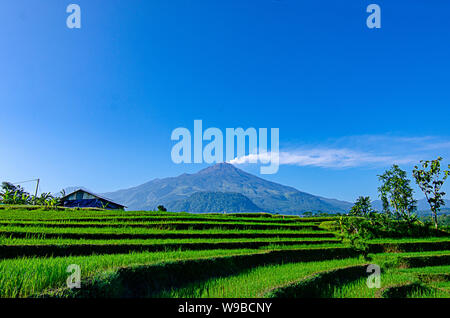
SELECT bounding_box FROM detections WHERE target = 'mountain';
[167,192,263,213]
[372,198,450,211]
[372,199,450,216]
[317,196,353,212]
[103,163,351,214]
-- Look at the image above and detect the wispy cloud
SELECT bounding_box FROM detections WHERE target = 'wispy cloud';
[229,135,450,169]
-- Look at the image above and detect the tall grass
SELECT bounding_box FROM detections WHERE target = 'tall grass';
[0,220,319,231]
[331,261,450,298]
[159,257,366,298]
[0,248,262,298]
[0,209,308,221]
[0,208,448,299]
[0,225,331,236]
[0,236,339,246]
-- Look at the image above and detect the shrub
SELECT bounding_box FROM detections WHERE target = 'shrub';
[338,213,446,241]
[157,205,167,212]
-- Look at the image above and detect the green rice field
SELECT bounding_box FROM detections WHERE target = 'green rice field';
[0,208,449,298]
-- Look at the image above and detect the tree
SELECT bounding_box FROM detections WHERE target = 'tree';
[1,182,17,193]
[1,182,28,197]
[0,182,31,205]
[412,157,450,230]
[157,205,167,212]
[349,196,373,217]
[378,165,417,222]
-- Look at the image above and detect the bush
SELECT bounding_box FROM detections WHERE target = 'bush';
[338,213,446,240]
[157,205,167,212]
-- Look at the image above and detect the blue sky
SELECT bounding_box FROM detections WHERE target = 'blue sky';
[1,0,450,202]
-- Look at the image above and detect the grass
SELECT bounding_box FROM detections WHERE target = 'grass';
[0,245,357,298]
[0,225,333,236]
[0,242,349,260]
[330,269,415,298]
[369,237,450,243]
[0,248,264,298]
[329,255,450,298]
[406,265,450,274]
[0,220,319,231]
[0,208,448,298]
[0,236,340,246]
[0,215,318,224]
[158,257,366,298]
[0,209,323,221]
[0,209,335,221]
[330,273,450,298]
[161,251,450,298]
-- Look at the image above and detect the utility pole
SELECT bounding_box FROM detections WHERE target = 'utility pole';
[34,179,40,199]
[11,178,40,205]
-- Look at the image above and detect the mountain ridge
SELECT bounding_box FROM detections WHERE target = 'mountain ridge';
[168,191,263,213]
[102,163,352,214]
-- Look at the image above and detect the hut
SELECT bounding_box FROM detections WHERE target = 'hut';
[61,188,126,210]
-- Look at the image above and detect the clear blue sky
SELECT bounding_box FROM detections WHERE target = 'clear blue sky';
[1,0,450,202]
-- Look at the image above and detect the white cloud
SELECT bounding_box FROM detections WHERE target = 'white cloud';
[229,135,450,169]
[230,149,415,168]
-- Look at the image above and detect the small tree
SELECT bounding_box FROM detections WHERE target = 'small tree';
[412,157,450,230]
[378,165,417,222]
[349,196,373,217]
[0,182,31,205]
[157,205,167,212]
[1,182,28,198]
[1,182,18,193]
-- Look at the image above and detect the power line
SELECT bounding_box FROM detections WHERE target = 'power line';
[7,178,40,198]
[10,179,40,185]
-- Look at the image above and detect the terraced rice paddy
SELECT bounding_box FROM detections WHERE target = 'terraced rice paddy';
[0,208,448,298]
